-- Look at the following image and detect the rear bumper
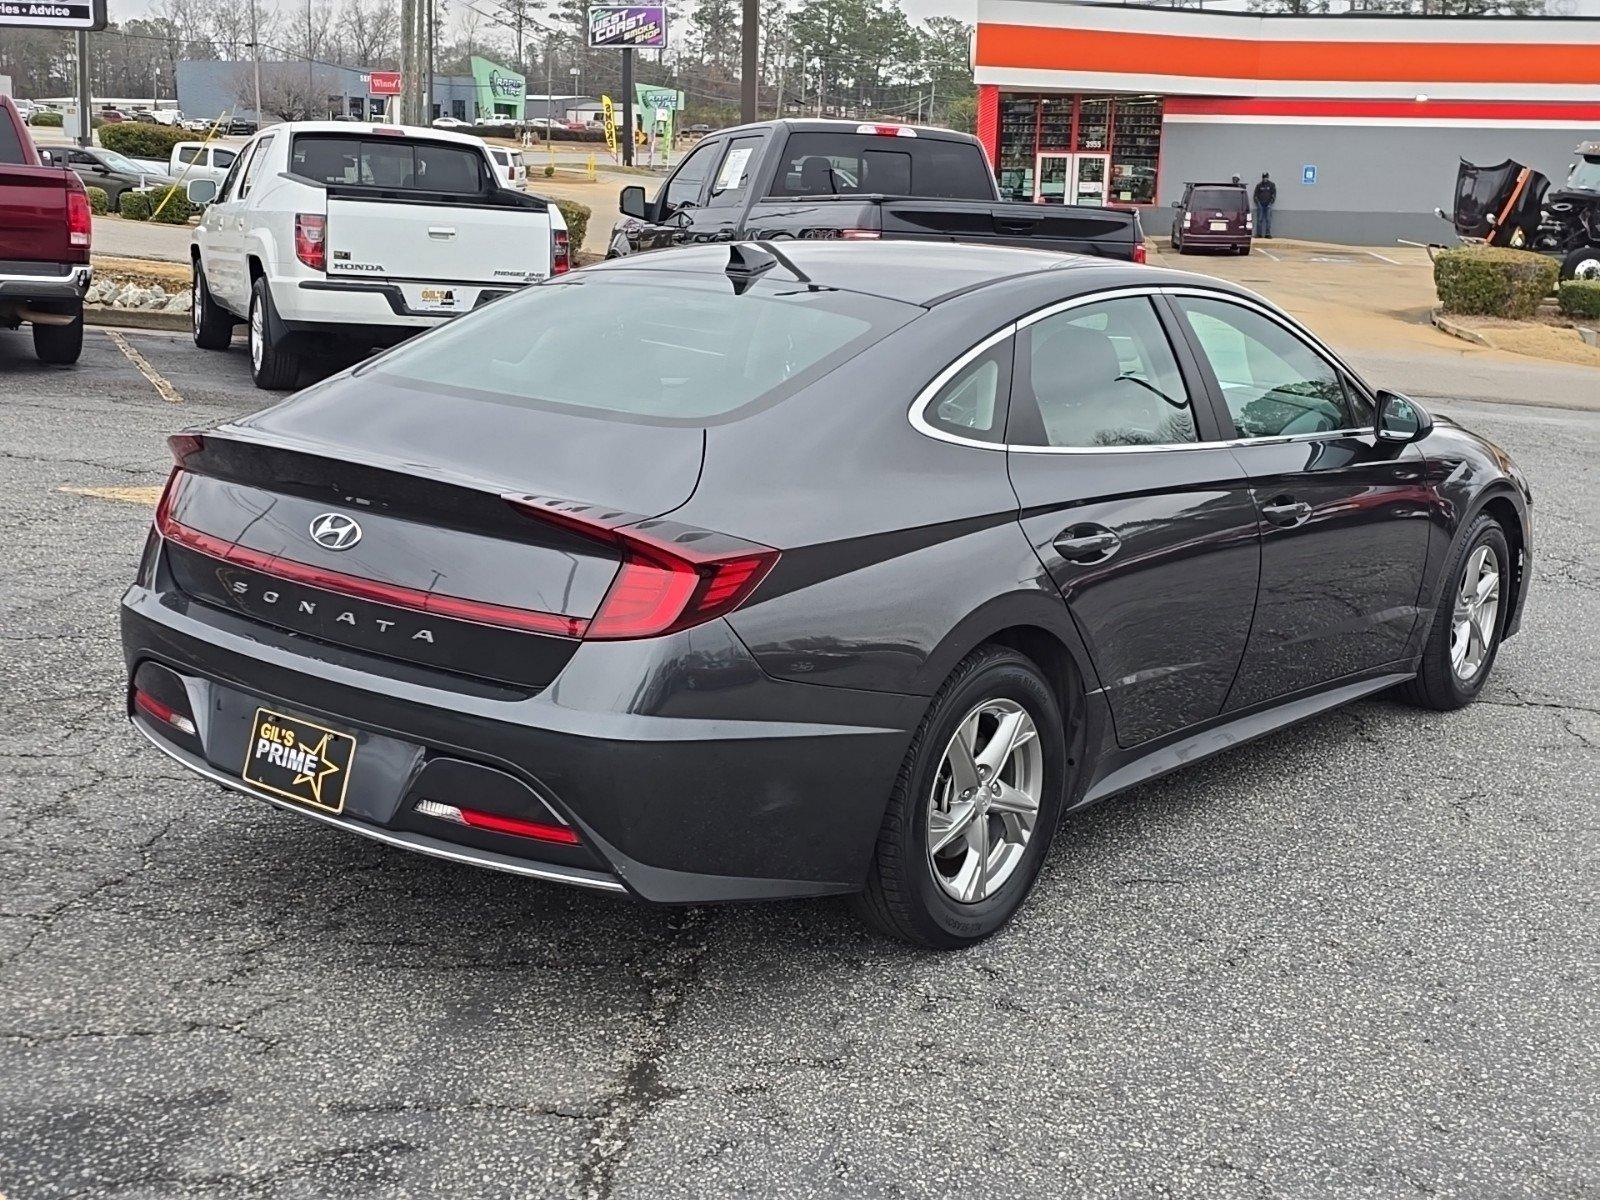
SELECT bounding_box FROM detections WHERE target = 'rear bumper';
[121,560,923,904]
[1176,232,1250,250]
[0,262,92,309]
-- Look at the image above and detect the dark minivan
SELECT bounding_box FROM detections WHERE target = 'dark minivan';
[1171,181,1252,255]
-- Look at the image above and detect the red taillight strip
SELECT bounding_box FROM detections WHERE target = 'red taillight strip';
[414,798,580,845]
[134,688,196,735]
[157,485,587,639]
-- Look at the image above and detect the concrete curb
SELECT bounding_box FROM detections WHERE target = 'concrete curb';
[1580,327,1599,348]
[1430,307,1491,347]
[85,306,189,332]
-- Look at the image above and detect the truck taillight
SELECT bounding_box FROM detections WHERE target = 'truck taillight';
[856,123,916,138]
[66,189,91,248]
[1132,241,1146,265]
[551,227,570,275]
[839,229,880,240]
[294,213,326,271]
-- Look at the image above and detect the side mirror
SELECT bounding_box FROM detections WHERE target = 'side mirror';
[1171,199,1183,208]
[619,184,649,220]
[1434,206,1448,221]
[38,148,55,165]
[187,178,218,205]
[1484,212,1499,228]
[1376,390,1432,444]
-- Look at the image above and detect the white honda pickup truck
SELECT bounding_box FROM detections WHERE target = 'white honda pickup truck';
[186,121,568,388]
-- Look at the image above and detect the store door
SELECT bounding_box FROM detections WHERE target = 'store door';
[1035,154,1070,203]
[1071,154,1109,206]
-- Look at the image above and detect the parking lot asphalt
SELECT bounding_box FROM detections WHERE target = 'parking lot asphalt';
[1,327,1595,1199]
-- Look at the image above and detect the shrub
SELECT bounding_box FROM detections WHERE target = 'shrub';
[548,126,607,143]
[29,110,64,127]
[147,185,195,224]
[542,163,554,177]
[1434,245,1558,319]
[118,190,153,221]
[1557,278,1600,321]
[555,199,591,250]
[85,186,109,215]
[99,121,190,159]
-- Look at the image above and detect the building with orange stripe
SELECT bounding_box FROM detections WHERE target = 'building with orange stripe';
[971,1,1600,243]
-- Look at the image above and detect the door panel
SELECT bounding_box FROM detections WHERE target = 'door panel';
[1169,293,1433,707]
[1007,295,1260,747]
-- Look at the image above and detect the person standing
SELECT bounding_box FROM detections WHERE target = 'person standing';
[1253,172,1277,238]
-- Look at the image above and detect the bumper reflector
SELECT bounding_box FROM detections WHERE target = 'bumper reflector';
[415,798,580,845]
[134,688,197,736]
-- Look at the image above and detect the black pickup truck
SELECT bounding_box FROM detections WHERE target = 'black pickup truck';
[609,119,1146,263]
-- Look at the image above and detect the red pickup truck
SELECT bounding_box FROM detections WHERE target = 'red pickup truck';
[0,95,93,364]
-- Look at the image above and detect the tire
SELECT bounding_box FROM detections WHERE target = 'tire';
[1398,514,1511,711]
[1559,246,1600,281]
[248,276,299,390]
[192,264,233,350]
[32,303,83,365]
[852,646,1067,950]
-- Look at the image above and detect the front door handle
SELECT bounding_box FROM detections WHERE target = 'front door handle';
[1053,526,1121,563]
[1261,496,1312,527]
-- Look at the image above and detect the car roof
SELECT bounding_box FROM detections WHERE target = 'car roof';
[585,241,1223,308]
[691,117,979,144]
[261,120,491,149]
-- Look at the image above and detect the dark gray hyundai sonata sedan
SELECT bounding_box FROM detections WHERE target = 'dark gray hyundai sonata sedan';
[122,241,1532,947]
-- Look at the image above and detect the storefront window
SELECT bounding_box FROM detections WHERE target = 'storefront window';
[1111,97,1161,205]
[1077,98,1110,152]
[998,98,1037,201]
[989,93,1164,207]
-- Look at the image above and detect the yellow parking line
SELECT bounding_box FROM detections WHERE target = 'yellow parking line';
[107,330,184,405]
[58,485,163,507]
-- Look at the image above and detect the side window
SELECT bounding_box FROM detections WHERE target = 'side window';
[706,135,762,208]
[1176,297,1353,439]
[236,134,275,199]
[177,146,203,165]
[215,149,247,201]
[659,139,720,210]
[920,338,1012,444]
[1010,297,1198,449]
[213,148,237,169]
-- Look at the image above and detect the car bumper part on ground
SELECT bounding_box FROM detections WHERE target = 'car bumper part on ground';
[121,550,922,905]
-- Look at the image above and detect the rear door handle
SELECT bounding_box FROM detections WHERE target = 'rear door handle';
[1053,526,1121,563]
[1261,496,1313,527]
[428,226,457,240]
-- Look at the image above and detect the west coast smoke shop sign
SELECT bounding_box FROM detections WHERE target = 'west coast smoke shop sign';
[0,0,106,30]
[470,56,526,121]
[588,5,669,50]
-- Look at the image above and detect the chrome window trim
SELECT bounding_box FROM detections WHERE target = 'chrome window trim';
[906,284,1379,455]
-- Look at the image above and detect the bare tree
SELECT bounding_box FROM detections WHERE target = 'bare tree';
[244,62,327,119]
[211,0,278,61]
[339,0,402,68]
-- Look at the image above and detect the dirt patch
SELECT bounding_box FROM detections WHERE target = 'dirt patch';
[1436,313,1600,369]
[93,255,190,288]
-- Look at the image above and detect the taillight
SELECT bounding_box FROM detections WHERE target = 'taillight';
[839,229,881,240]
[294,213,326,271]
[856,123,916,137]
[134,688,197,736]
[551,227,570,275]
[506,496,780,641]
[1132,241,1147,265]
[66,188,91,249]
[414,799,580,845]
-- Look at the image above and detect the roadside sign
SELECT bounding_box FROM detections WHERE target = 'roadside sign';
[601,94,617,156]
[588,5,669,50]
[638,86,678,112]
[0,0,107,31]
[1302,164,1318,185]
[366,70,402,97]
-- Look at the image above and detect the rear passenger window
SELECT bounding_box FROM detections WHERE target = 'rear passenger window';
[177,146,203,165]
[920,339,1012,444]
[1009,298,1197,449]
[237,134,274,198]
[707,135,762,207]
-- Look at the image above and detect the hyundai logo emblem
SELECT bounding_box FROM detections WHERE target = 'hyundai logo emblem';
[309,512,362,551]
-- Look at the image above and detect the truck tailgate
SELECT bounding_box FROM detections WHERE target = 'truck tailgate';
[878,199,1139,259]
[324,194,551,287]
[0,167,72,262]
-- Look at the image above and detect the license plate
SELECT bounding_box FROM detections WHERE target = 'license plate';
[242,707,355,814]
[1209,220,1229,231]
[416,287,461,313]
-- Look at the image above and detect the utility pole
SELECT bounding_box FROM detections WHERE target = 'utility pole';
[425,0,435,123]
[620,47,633,167]
[249,0,262,124]
[75,30,92,148]
[399,0,415,123]
[740,0,758,124]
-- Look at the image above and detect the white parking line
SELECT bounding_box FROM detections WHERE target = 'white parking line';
[107,330,184,404]
[1365,250,1402,265]
[1254,247,1281,261]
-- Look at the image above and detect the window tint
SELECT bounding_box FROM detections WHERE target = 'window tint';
[1176,297,1353,438]
[922,339,1011,444]
[661,139,720,209]
[1012,297,1197,448]
[238,134,274,197]
[289,134,488,193]
[177,145,203,164]
[372,276,914,423]
[1190,187,1245,212]
[706,135,762,207]
[215,150,247,201]
[768,133,993,200]
[0,112,22,165]
[213,148,237,168]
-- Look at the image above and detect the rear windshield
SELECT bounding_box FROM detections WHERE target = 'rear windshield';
[368,273,915,423]
[290,133,490,193]
[1191,187,1246,212]
[768,132,993,200]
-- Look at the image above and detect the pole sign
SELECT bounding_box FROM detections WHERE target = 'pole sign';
[636,86,679,112]
[0,0,106,30]
[588,5,669,50]
[366,71,402,97]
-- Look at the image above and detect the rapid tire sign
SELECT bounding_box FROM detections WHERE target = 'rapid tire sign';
[0,0,105,30]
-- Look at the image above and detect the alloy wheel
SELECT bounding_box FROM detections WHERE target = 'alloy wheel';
[1451,544,1501,681]
[249,296,263,371]
[191,276,201,337]
[926,698,1043,904]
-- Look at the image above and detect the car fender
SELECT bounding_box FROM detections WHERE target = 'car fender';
[912,586,1105,703]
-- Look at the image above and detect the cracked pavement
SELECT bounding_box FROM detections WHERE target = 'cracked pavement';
[1,327,1595,1199]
